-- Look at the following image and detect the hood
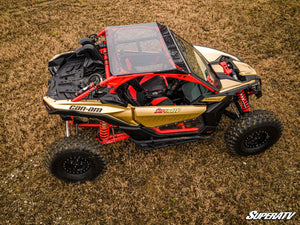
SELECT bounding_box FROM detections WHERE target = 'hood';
[194,45,242,62]
[194,45,257,76]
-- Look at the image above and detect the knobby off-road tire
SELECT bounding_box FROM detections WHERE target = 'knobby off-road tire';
[45,136,105,182]
[225,110,282,156]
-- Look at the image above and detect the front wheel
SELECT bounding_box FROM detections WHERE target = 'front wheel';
[45,136,105,182]
[225,110,282,156]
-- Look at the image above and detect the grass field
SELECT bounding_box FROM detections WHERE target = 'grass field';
[0,0,299,224]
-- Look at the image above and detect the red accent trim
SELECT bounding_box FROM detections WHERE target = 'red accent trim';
[177,122,185,129]
[161,75,168,87]
[72,72,218,102]
[72,123,101,127]
[99,120,111,142]
[99,73,153,88]
[236,90,250,112]
[175,64,183,70]
[128,75,169,101]
[103,48,111,78]
[71,86,96,102]
[70,118,129,144]
[140,75,154,85]
[206,74,213,85]
[220,61,232,76]
[128,86,137,99]
[99,73,218,93]
[97,30,106,37]
[151,97,168,105]
[163,74,218,93]
[98,120,130,144]
[96,133,129,144]
[109,89,116,94]
[199,80,218,93]
[152,127,198,134]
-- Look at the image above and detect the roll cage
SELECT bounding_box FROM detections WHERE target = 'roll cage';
[72,23,221,103]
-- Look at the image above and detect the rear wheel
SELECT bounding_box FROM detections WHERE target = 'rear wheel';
[45,136,105,182]
[225,110,282,156]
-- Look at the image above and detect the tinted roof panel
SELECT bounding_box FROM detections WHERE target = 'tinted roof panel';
[105,23,189,75]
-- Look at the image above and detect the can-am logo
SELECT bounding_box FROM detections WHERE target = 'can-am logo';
[154,108,180,113]
[69,105,102,113]
[246,211,296,220]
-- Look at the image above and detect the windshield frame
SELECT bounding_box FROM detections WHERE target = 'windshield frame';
[170,31,221,91]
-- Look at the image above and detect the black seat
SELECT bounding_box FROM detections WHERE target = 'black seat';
[128,75,173,106]
[75,38,103,62]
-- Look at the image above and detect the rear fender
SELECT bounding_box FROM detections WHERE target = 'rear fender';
[43,96,138,126]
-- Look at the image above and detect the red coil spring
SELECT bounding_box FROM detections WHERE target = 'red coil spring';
[236,90,250,112]
[99,120,111,141]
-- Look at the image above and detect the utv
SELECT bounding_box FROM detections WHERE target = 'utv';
[43,22,282,182]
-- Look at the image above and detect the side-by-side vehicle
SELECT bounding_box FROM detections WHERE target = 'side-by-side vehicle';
[43,23,282,182]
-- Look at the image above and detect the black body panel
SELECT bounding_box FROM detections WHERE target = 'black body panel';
[203,96,232,126]
[46,52,105,100]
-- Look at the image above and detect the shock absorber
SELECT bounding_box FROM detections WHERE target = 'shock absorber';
[99,120,111,142]
[236,90,250,112]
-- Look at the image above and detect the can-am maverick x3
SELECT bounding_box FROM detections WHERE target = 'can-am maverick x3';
[43,23,282,182]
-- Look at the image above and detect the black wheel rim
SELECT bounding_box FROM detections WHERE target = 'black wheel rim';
[63,155,90,175]
[244,129,270,149]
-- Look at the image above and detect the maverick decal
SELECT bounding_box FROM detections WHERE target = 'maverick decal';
[69,105,102,113]
[154,108,181,113]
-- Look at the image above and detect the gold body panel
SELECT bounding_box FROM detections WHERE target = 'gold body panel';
[201,96,226,102]
[233,60,257,76]
[220,79,255,93]
[43,97,207,127]
[211,64,225,73]
[43,96,138,126]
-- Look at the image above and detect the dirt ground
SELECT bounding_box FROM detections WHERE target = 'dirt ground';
[0,0,299,224]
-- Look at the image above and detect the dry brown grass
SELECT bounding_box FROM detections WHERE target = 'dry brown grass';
[0,0,299,224]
